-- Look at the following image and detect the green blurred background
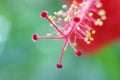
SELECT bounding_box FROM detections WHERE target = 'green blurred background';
[0,0,120,80]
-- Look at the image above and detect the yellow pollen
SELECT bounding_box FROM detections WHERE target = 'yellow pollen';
[54,10,63,16]
[92,30,96,34]
[67,7,72,14]
[98,9,106,16]
[46,34,51,36]
[49,15,52,18]
[77,26,80,31]
[86,31,91,38]
[89,12,93,17]
[101,16,107,20]
[78,10,81,13]
[94,18,103,26]
[73,5,78,8]
[64,15,71,22]
[62,4,67,9]
[96,3,102,8]
[72,42,77,46]
[87,41,91,44]
[71,4,75,8]
[90,37,94,41]
[84,37,88,42]
[72,0,77,4]
[74,10,81,16]
[49,16,55,21]
[99,21,103,26]
[79,2,85,7]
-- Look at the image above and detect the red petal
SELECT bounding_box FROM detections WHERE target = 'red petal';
[67,0,120,53]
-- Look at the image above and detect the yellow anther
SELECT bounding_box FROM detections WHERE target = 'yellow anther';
[46,34,51,36]
[72,0,77,4]
[67,7,72,14]
[101,16,107,20]
[92,30,96,34]
[77,26,80,31]
[58,10,63,13]
[98,9,106,16]
[84,37,88,42]
[89,12,93,17]
[79,2,85,7]
[94,18,103,26]
[49,16,55,20]
[58,10,63,15]
[98,21,103,26]
[74,12,78,16]
[87,41,91,45]
[96,2,102,8]
[72,42,77,46]
[77,10,81,13]
[54,12,57,15]
[54,10,63,16]
[62,5,67,9]
[79,3,83,7]
[49,16,56,21]
[74,12,79,16]
[86,31,91,38]
[90,37,94,41]
[71,4,75,8]
[64,17,69,22]
[49,15,52,18]
[64,15,71,22]
[74,10,81,16]
[73,5,78,8]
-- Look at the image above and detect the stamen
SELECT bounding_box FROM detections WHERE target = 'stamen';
[98,9,106,16]
[62,4,67,9]
[89,12,93,17]
[96,2,102,8]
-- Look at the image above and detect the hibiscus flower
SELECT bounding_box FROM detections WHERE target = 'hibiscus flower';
[32,0,120,68]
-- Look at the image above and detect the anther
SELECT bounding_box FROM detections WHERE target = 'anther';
[89,12,93,17]
[96,3,102,8]
[98,9,106,16]
[62,4,67,9]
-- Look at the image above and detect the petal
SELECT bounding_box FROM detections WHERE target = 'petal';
[67,0,120,53]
